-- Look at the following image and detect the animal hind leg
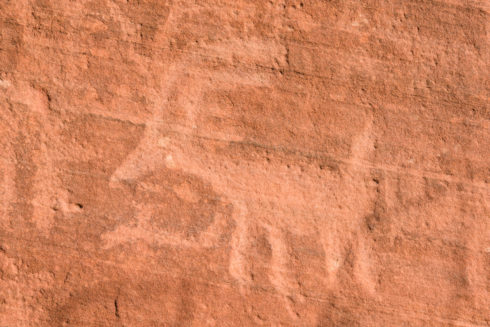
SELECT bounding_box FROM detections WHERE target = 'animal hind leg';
[266,225,303,319]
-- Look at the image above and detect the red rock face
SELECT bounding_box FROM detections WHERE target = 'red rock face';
[1,0,489,326]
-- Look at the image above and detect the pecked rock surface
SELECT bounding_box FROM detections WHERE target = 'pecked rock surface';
[0,0,489,326]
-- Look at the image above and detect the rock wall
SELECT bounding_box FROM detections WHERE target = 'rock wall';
[0,0,488,326]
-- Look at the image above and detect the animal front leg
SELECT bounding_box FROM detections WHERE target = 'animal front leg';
[320,217,343,288]
[351,233,376,294]
[228,199,251,292]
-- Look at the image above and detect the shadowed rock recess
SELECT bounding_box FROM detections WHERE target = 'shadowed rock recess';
[0,0,489,326]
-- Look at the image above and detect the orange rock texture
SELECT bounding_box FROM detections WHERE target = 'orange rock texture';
[1,0,489,326]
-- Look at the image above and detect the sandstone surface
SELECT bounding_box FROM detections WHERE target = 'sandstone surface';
[0,0,489,326]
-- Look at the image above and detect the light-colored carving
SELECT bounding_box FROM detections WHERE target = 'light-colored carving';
[105,38,379,319]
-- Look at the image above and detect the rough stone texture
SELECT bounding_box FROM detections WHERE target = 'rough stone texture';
[0,0,489,326]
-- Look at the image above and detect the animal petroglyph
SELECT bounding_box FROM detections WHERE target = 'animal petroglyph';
[104,36,381,316]
[2,0,489,325]
[97,3,384,319]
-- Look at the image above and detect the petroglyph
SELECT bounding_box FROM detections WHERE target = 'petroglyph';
[0,80,66,234]
[104,37,380,316]
[2,0,489,325]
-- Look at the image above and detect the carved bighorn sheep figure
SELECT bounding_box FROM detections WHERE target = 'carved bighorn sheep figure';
[105,6,379,318]
[105,37,378,315]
